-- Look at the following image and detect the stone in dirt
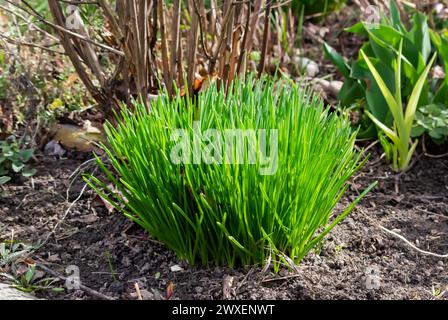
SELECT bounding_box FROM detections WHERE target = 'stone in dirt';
[0,283,41,300]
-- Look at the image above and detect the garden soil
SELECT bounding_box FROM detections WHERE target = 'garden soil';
[1,147,447,300]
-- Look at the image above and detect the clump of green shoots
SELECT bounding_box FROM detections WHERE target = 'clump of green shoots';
[87,77,375,269]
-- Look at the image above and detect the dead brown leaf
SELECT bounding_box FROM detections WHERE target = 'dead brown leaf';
[166,281,174,300]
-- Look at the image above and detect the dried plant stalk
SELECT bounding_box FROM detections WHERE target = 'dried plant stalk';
[8,0,282,110]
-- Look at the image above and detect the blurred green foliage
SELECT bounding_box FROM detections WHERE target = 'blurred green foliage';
[292,0,346,15]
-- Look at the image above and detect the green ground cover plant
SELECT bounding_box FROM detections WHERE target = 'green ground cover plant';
[0,136,36,185]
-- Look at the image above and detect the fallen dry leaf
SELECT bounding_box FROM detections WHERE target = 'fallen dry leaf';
[166,281,174,300]
[170,265,184,272]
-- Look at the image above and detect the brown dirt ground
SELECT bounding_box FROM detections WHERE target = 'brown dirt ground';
[1,1,447,301]
[0,146,447,300]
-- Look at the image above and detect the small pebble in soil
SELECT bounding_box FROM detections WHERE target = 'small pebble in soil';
[195,287,203,294]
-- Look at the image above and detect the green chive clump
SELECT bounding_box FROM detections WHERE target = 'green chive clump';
[87,77,374,268]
